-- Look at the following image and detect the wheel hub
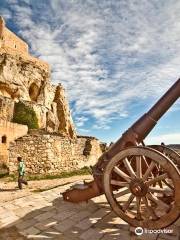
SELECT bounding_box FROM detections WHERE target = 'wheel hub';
[129,178,148,197]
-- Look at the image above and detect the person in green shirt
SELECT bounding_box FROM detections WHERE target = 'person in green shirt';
[17,156,28,189]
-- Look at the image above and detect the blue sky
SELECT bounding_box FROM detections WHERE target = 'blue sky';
[0,0,180,144]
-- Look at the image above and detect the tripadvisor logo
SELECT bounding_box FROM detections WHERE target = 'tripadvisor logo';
[135,227,144,236]
[135,227,173,235]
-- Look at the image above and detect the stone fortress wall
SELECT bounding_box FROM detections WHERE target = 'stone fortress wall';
[0,16,105,174]
[0,16,28,53]
[9,134,103,174]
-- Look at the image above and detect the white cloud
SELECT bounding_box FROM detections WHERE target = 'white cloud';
[74,116,88,127]
[146,133,180,145]
[2,0,180,131]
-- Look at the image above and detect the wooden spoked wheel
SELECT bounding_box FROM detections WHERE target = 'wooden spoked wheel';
[149,145,180,168]
[103,146,180,229]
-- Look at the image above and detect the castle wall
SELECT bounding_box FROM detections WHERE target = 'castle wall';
[0,120,28,164]
[0,17,28,53]
[9,134,103,174]
[1,28,28,53]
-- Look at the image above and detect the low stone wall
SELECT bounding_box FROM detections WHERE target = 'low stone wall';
[9,134,104,174]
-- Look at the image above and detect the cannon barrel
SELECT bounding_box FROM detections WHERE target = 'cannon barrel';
[105,78,180,160]
[62,78,180,202]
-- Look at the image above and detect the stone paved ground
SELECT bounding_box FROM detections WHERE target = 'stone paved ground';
[0,181,179,240]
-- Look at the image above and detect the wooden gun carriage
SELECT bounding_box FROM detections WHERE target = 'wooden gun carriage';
[63,79,180,229]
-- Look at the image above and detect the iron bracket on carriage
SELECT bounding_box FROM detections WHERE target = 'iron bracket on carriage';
[62,78,180,229]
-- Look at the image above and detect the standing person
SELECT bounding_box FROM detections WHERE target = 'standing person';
[17,156,28,189]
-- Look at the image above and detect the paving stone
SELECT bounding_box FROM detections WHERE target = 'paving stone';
[42,227,62,237]
[80,228,104,240]
[90,208,110,219]
[14,207,33,217]
[94,211,127,229]
[53,210,77,221]
[16,218,38,230]
[0,209,15,219]
[63,227,82,239]
[100,228,130,240]
[2,203,19,210]
[41,205,56,212]
[20,226,40,236]
[53,219,76,232]
[34,210,56,221]
[35,218,58,231]
[69,210,92,222]
[76,208,110,230]
[22,209,44,220]
[0,215,19,226]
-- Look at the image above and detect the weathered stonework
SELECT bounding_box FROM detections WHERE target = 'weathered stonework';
[9,133,104,174]
[0,16,76,139]
[0,16,28,53]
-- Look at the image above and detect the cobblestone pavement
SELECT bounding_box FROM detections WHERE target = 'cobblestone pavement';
[0,182,179,240]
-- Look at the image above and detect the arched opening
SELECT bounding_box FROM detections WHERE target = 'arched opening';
[2,135,7,143]
[29,83,40,102]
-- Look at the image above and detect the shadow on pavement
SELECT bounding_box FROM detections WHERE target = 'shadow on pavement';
[0,191,179,240]
[0,195,132,240]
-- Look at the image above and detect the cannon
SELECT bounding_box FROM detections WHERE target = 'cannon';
[63,79,180,229]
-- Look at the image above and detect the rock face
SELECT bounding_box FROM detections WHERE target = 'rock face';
[0,16,76,139]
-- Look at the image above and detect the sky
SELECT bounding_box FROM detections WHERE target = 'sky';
[0,0,180,144]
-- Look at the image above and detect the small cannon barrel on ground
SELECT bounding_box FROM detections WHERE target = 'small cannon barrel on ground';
[63,79,180,229]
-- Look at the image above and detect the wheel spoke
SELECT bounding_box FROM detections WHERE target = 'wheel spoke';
[142,156,154,178]
[136,197,142,220]
[146,173,168,186]
[162,179,174,190]
[142,197,158,220]
[147,193,169,210]
[136,156,142,178]
[122,194,135,211]
[111,180,129,187]
[114,188,130,198]
[143,161,156,181]
[149,186,172,194]
[113,166,131,182]
[158,180,163,188]
[123,158,136,178]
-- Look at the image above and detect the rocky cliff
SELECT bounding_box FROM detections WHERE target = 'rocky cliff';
[0,47,76,139]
